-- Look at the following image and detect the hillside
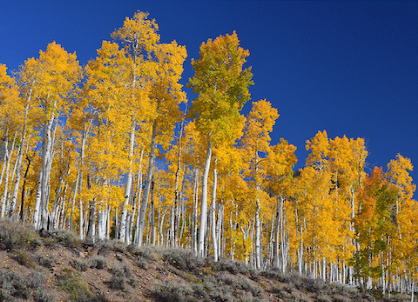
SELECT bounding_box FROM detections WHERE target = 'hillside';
[0,219,412,302]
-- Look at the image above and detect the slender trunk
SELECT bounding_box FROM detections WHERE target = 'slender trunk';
[1,131,17,218]
[86,199,96,244]
[19,155,31,221]
[97,208,105,240]
[273,195,280,269]
[254,151,262,270]
[198,138,212,257]
[192,168,199,254]
[9,106,29,218]
[136,121,157,246]
[133,149,144,245]
[119,121,136,242]
[171,120,184,247]
[0,130,8,189]
[211,157,218,262]
[216,202,224,258]
[150,176,156,245]
[169,205,175,247]
[39,108,56,231]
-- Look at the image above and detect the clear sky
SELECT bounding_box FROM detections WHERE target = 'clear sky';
[1,1,417,185]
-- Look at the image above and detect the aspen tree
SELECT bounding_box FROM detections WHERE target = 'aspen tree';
[241,99,279,269]
[28,42,82,230]
[82,40,131,241]
[112,11,187,246]
[265,139,297,271]
[0,64,20,218]
[187,32,253,257]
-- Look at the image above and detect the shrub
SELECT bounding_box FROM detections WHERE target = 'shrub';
[0,270,44,300]
[107,263,132,291]
[128,277,139,288]
[97,239,126,255]
[270,285,291,299]
[88,255,108,269]
[316,294,332,302]
[284,285,293,294]
[12,249,35,267]
[332,294,352,302]
[261,269,289,282]
[190,282,210,300]
[127,244,161,261]
[25,271,45,288]
[38,253,55,268]
[215,257,253,275]
[151,281,194,302]
[49,229,80,248]
[302,277,329,293]
[134,256,148,270]
[33,289,54,302]
[162,248,203,273]
[58,268,92,301]
[70,259,88,272]
[0,219,41,250]
[217,273,262,299]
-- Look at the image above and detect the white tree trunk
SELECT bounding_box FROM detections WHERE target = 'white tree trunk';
[136,121,157,246]
[211,159,218,262]
[1,131,16,218]
[119,122,136,242]
[97,208,105,240]
[86,199,96,244]
[39,110,56,231]
[192,168,199,254]
[133,149,144,245]
[216,203,224,258]
[8,105,29,219]
[198,139,212,257]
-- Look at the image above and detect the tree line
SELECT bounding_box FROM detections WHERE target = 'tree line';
[0,11,416,296]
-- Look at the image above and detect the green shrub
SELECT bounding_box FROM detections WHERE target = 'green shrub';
[107,263,132,291]
[97,239,126,255]
[261,269,289,282]
[25,271,45,288]
[71,259,88,272]
[332,294,352,302]
[162,248,203,273]
[215,257,253,275]
[128,277,139,288]
[302,277,329,293]
[291,291,310,302]
[33,289,54,302]
[0,219,41,250]
[58,268,92,301]
[316,294,332,302]
[190,282,210,300]
[127,244,161,261]
[38,254,55,268]
[217,273,262,299]
[0,270,28,299]
[152,281,194,302]
[49,229,80,248]
[284,285,293,294]
[134,256,148,270]
[88,255,108,269]
[271,285,291,299]
[12,249,35,267]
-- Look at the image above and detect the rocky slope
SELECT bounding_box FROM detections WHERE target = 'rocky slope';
[0,219,412,302]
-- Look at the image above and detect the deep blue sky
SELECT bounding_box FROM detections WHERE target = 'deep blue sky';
[1,1,417,186]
